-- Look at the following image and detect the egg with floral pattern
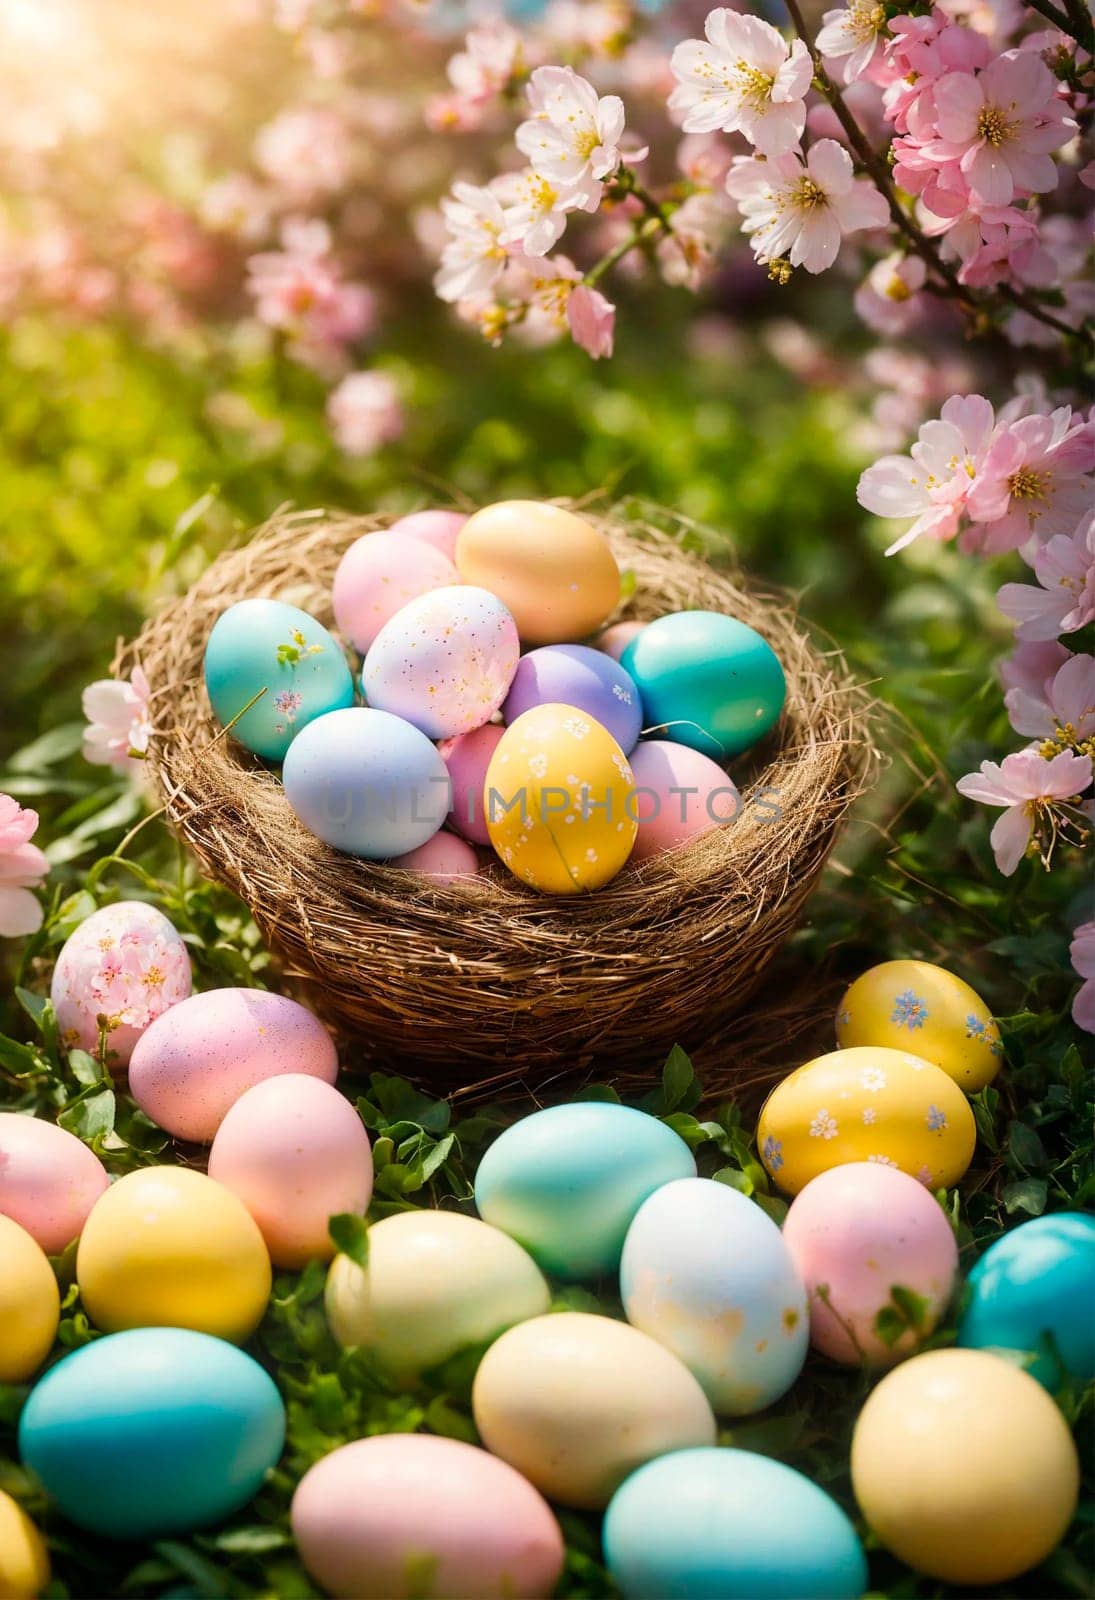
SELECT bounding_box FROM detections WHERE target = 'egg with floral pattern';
[835,959,1003,1090]
[757,1047,976,1197]
[50,902,192,1069]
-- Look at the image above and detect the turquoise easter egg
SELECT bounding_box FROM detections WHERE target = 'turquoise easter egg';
[18,1328,285,1539]
[204,599,354,761]
[621,612,786,760]
[603,1448,868,1600]
[958,1212,1095,1389]
[474,1104,696,1281]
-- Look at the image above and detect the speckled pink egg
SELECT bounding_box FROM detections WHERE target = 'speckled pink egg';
[291,1433,565,1600]
[782,1162,959,1367]
[596,621,646,662]
[0,1113,109,1254]
[207,1075,372,1269]
[128,988,338,1145]
[439,723,505,845]
[389,832,479,882]
[390,509,468,564]
[363,586,519,740]
[333,530,458,654]
[628,740,740,861]
[50,902,192,1069]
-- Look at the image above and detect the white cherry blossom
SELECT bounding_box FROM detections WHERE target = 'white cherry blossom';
[670,8,812,157]
[726,139,888,277]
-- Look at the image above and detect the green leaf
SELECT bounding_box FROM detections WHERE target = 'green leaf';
[57,1088,116,1142]
[661,1044,696,1111]
[68,1049,105,1087]
[328,1212,369,1266]
[1007,1120,1048,1172]
[209,1525,292,1554]
[890,1284,929,1331]
[15,988,50,1029]
[1002,1177,1047,1216]
[713,1165,753,1195]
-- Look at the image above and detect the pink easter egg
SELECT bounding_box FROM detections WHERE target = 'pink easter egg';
[333,530,458,654]
[128,988,338,1144]
[596,621,646,662]
[627,740,740,861]
[291,1433,565,1600]
[782,1162,959,1367]
[208,1075,372,1269]
[438,724,506,845]
[390,510,468,564]
[0,1113,109,1254]
[50,902,192,1069]
[390,832,480,882]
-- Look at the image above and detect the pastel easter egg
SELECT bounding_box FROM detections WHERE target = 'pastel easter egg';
[485,704,638,894]
[332,529,458,653]
[439,724,505,845]
[208,1076,373,1270]
[291,1434,564,1600]
[474,1103,696,1281]
[129,987,338,1144]
[325,1210,549,1384]
[49,900,192,1068]
[604,1448,868,1600]
[757,1047,976,1196]
[389,831,479,881]
[627,740,740,861]
[0,1490,50,1600]
[958,1212,1095,1389]
[204,599,355,762]
[621,612,786,760]
[596,621,646,662]
[283,706,450,858]
[389,509,468,563]
[620,1178,808,1414]
[0,1112,109,1254]
[851,1348,1079,1585]
[18,1328,285,1539]
[472,1312,716,1510]
[504,644,642,754]
[0,1216,59,1383]
[363,586,519,740]
[456,502,621,645]
[782,1162,959,1367]
[76,1166,271,1341]
[836,959,1003,1090]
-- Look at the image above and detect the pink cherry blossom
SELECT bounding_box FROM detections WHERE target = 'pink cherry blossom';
[254,106,353,201]
[999,638,1071,702]
[956,747,1092,874]
[657,191,728,289]
[0,795,49,938]
[498,167,596,258]
[964,405,1095,553]
[516,66,625,208]
[447,19,522,108]
[725,139,888,276]
[669,9,812,157]
[327,371,404,456]
[82,666,152,772]
[200,174,273,244]
[816,0,888,84]
[857,394,996,552]
[854,251,927,335]
[1070,921,1095,1033]
[882,16,991,133]
[246,219,374,366]
[567,283,615,358]
[997,515,1095,639]
[434,181,510,304]
[929,51,1076,206]
[1004,651,1095,747]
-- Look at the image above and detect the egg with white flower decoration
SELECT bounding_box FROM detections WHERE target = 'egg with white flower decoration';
[50,902,192,1068]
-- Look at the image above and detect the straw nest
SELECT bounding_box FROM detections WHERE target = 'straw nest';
[120,504,877,1096]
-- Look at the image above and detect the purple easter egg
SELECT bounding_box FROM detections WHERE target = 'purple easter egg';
[503,645,642,754]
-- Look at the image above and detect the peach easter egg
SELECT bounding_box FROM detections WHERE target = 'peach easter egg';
[333,530,457,654]
[389,832,479,881]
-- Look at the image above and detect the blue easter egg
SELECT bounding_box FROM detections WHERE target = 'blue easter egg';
[503,645,642,754]
[958,1212,1095,1389]
[204,599,355,762]
[603,1448,868,1600]
[474,1103,696,1281]
[282,706,449,859]
[18,1328,285,1539]
[621,612,786,760]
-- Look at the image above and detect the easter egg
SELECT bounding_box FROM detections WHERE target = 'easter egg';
[18,1328,285,1539]
[596,620,646,662]
[50,900,192,1068]
[958,1212,1095,1388]
[208,1076,373,1270]
[0,1112,108,1254]
[851,1348,1079,1584]
[603,1448,868,1600]
[472,1312,716,1509]
[332,529,458,653]
[782,1162,958,1367]
[474,1103,696,1280]
[325,1210,549,1383]
[0,1216,59,1383]
[291,1434,564,1600]
[363,586,519,739]
[620,1178,808,1414]
[389,831,479,881]
[485,704,637,894]
[627,740,740,860]
[757,1047,976,1196]
[504,645,642,754]
[439,724,505,844]
[204,599,355,761]
[283,706,449,858]
[76,1166,271,1341]
[456,501,621,645]
[389,508,468,563]
[129,987,338,1143]
[0,1491,50,1600]
[836,959,1003,1090]
[621,612,786,760]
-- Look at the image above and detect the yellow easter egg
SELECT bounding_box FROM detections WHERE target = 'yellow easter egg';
[485,703,638,894]
[836,959,1003,1090]
[757,1047,976,1196]
[851,1348,1079,1585]
[0,1490,50,1599]
[0,1216,59,1384]
[76,1166,271,1342]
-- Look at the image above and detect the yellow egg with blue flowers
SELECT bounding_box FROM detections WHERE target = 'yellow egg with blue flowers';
[836,959,1003,1090]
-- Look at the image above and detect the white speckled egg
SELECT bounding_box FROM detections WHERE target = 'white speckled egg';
[333,530,458,653]
[0,1113,109,1255]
